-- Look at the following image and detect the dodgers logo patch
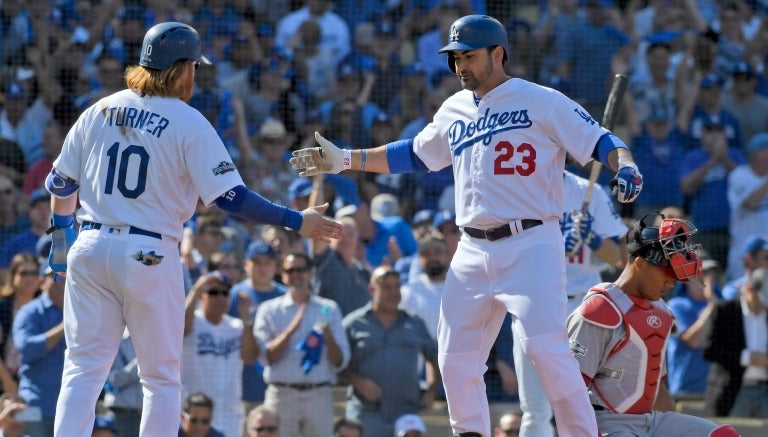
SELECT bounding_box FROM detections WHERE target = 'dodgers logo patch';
[212,161,236,176]
[574,108,596,125]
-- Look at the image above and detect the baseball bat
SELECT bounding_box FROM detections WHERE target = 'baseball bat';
[580,74,628,214]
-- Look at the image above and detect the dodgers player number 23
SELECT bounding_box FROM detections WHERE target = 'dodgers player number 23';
[46,22,342,437]
[290,14,643,437]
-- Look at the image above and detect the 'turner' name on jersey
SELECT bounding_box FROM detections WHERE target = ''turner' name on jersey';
[105,106,170,139]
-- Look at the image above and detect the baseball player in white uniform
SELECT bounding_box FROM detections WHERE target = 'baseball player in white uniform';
[566,214,739,437]
[46,22,342,437]
[512,170,628,436]
[290,15,643,437]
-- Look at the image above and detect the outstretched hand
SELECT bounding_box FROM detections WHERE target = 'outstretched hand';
[290,132,349,177]
[298,203,344,243]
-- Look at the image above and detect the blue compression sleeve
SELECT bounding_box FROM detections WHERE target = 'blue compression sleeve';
[385,139,429,174]
[45,168,79,198]
[593,133,629,167]
[215,185,303,231]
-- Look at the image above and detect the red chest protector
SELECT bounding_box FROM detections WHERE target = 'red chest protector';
[581,283,676,414]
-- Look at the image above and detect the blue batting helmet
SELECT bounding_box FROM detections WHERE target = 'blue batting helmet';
[437,15,509,72]
[139,22,211,71]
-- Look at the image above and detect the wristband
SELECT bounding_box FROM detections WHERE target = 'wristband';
[587,232,602,250]
[360,149,368,172]
[343,149,352,170]
[52,213,74,228]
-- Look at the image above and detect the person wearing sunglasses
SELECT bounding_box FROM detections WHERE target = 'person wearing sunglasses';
[245,404,280,436]
[254,251,350,437]
[178,392,224,437]
[181,271,259,437]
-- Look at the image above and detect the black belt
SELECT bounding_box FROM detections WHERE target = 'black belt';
[463,219,543,241]
[592,404,606,411]
[81,221,162,240]
[271,381,331,391]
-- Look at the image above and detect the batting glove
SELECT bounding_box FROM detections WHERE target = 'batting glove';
[611,161,643,203]
[47,213,77,274]
[562,213,584,257]
[289,132,350,177]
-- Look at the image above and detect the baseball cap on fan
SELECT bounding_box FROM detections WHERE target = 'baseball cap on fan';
[288,177,313,201]
[394,414,426,436]
[245,240,276,260]
[743,234,768,256]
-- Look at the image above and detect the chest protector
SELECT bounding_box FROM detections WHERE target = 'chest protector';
[581,283,675,414]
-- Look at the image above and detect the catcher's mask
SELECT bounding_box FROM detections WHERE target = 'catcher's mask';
[626,213,702,282]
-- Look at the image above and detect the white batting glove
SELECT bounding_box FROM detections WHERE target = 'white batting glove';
[289,132,351,177]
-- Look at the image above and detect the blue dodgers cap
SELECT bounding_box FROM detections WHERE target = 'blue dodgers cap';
[745,132,768,156]
[288,177,313,200]
[700,73,722,89]
[733,60,755,77]
[29,188,51,206]
[245,240,276,259]
[702,113,723,130]
[412,209,435,226]
[744,234,768,255]
[94,415,118,431]
[432,210,456,229]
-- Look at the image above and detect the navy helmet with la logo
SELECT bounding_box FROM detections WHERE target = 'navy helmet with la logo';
[437,15,509,72]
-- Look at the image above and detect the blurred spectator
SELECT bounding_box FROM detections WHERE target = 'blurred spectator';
[364,21,403,114]
[337,199,418,268]
[629,105,687,219]
[388,62,428,139]
[666,258,721,397]
[681,73,742,152]
[400,236,449,339]
[0,253,39,384]
[0,136,25,187]
[178,392,225,437]
[702,267,768,417]
[726,133,768,280]
[193,1,242,48]
[275,0,351,70]
[182,272,258,437]
[722,61,768,146]
[254,251,350,437]
[227,240,286,409]
[189,62,249,169]
[713,1,749,79]
[22,121,63,196]
[215,34,262,84]
[679,115,745,269]
[626,42,677,137]
[0,189,50,285]
[292,19,337,106]
[416,4,461,89]
[533,0,587,87]
[553,0,631,116]
[393,413,427,437]
[431,210,459,261]
[0,176,28,248]
[104,330,141,437]
[494,408,522,437]
[181,215,225,284]
[245,118,298,205]
[342,267,438,437]
[93,4,149,67]
[208,251,244,287]
[13,262,65,436]
[0,392,28,437]
[333,416,363,437]
[0,81,55,170]
[310,209,371,316]
[244,404,279,437]
[722,234,768,300]
[369,193,400,222]
[92,415,118,437]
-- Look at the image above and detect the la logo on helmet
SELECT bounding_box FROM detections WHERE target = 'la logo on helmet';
[449,27,459,43]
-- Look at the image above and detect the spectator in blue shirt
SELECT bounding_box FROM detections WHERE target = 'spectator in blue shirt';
[666,258,721,396]
[228,240,286,410]
[630,105,687,219]
[13,262,65,436]
[679,115,746,269]
[0,189,50,285]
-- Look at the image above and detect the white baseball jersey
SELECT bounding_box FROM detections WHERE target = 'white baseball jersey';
[182,310,245,437]
[400,273,445,339]
[562,171,628,298]
[413,78,609,227]
[53,89,244,241]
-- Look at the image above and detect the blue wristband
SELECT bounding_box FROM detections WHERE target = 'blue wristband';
[587,232,602,250]
[52,213,74,228]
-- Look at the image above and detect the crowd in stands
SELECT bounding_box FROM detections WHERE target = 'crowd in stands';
[0,0,767,435]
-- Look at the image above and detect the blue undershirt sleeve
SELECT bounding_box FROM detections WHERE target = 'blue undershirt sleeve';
[385,139,429,174]
[592,133,629,168]
[215,185,303,231]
